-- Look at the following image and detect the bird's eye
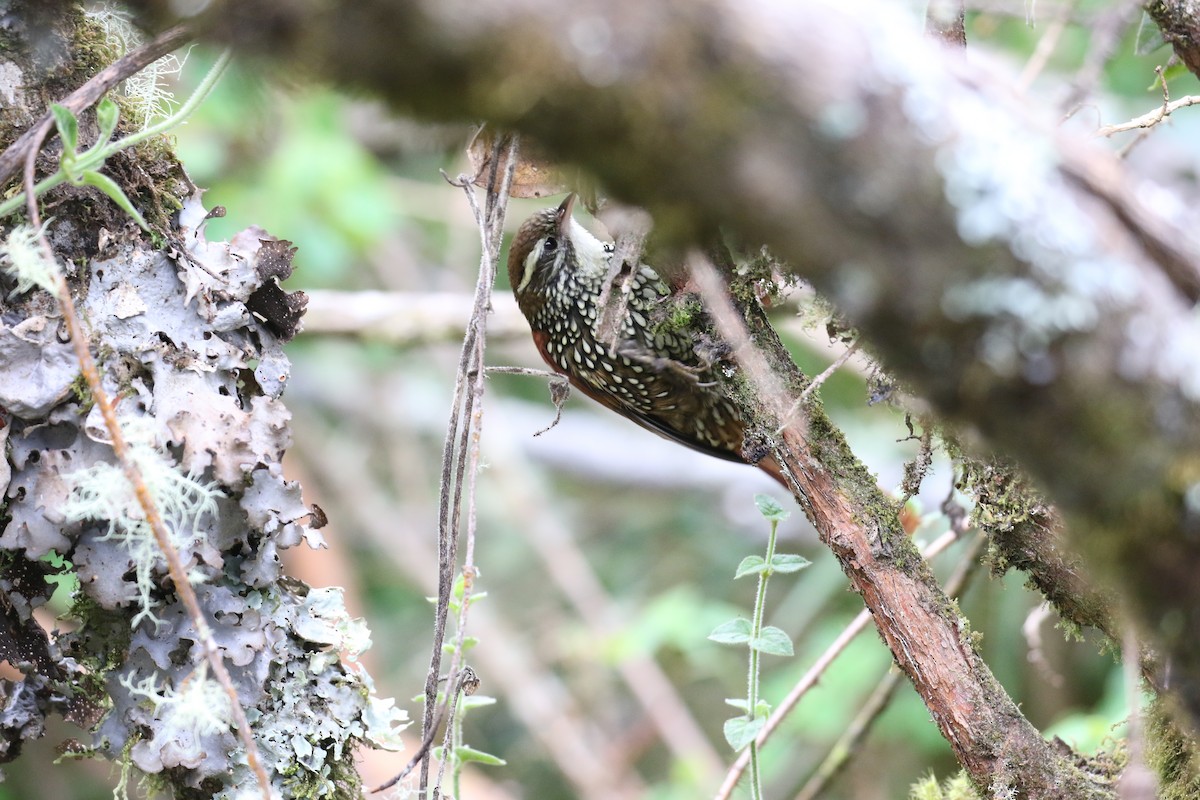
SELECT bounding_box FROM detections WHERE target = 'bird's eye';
[543,236,558,253]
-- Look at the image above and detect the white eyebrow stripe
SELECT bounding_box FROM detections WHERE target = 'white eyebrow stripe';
[516,239,544,292]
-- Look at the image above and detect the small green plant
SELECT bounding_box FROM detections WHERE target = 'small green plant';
[709,493,810,800]
[427,573,505,798]
[50,98,150,230]
[0,50,230,223]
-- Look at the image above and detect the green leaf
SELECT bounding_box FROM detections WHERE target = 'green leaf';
[724,698,750,712]
[460,694,497,710]
[770,554,811,573]
[1161,62,1190,86]
[753,699,772,718]
[750,625,794,656]
[50,104,78,154]
[708,618,753,645]
[723,715,766,751]
[734,555,767,579]
[753,494,790,523]
[456,745,507,766]
[96,97,120,142]
[80,171,149,231]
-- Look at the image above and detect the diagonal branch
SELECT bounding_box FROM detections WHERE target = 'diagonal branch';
[794,532,986,799]
[690,254,1116,799]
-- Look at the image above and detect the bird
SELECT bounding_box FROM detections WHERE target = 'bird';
[506,194,786,485]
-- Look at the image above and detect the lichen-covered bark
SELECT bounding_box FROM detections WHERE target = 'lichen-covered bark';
[0,5,404,796]
[963,459,1117,639]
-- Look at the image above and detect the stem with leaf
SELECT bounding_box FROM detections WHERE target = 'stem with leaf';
[710,494,810,799]
[0,50,231,222]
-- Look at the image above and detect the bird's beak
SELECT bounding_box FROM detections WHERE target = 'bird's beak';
[556,193,576,236]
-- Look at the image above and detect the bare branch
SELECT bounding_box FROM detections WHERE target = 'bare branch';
[691,254,1113,797]
[417,132,519,793]
[1096,94,1200,137]
[124,0,1200,752]
[794,533,986,800]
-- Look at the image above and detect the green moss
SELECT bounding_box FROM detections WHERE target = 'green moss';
[908,771,982,800]
[280,758,363,800]
[66,592,132,673]
[1147,696,1200,799]
[654,294,704,336]
[69,370,93,409]
[74,13,125,75]
[55,593,128,729]
[961,458,1046,535]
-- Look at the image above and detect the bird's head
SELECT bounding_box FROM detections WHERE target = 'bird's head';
[507,194,611,304]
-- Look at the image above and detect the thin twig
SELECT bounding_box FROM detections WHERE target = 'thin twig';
[595,231,645,350]
[374,667,480,794]
[1096,94,1200,137]
[776,340,860,433]
[299,412,639,799]
[486,366,571,435]
[1022,602,1065,688]
[1016,0,1073,92]
[1109,66,1172,159]
[712,529,964,800]
[437,137,519,796]
[416,132,520,794]
[0,25,192,188]
[21,111,270,799]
